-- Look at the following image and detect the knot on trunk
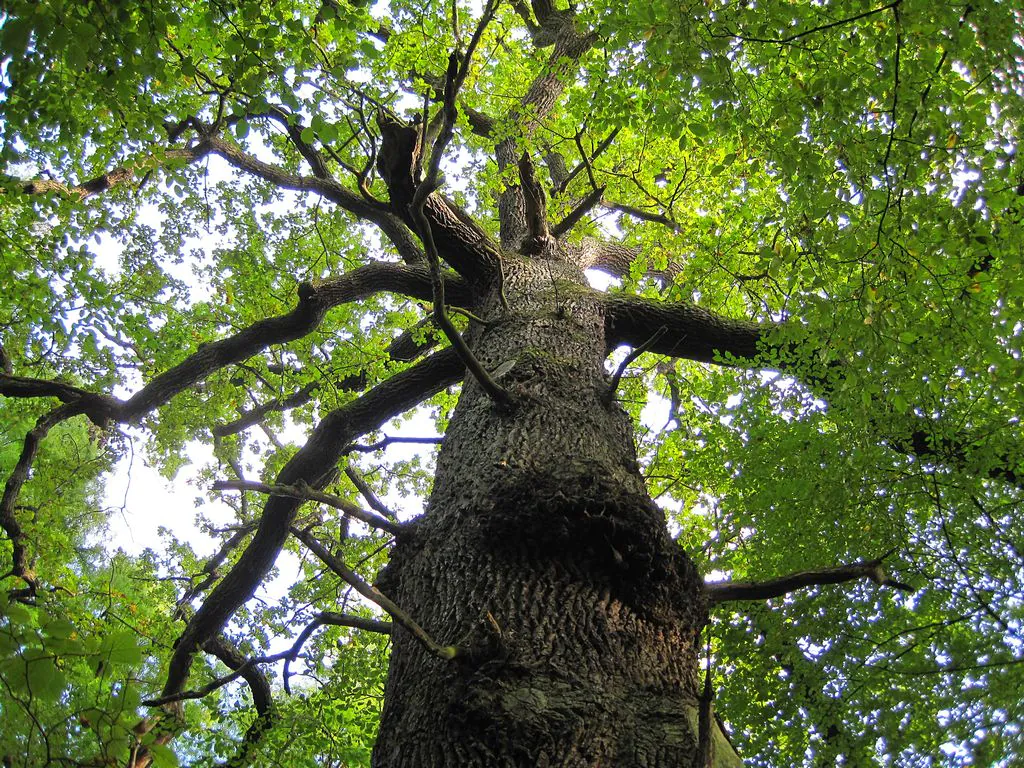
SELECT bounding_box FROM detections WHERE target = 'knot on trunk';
[476,464,706,624]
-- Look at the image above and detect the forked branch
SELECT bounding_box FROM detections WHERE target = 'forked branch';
[283,611,392,694]
[409,22,512,410]
[1,403,84,595]
[518,152,555,254]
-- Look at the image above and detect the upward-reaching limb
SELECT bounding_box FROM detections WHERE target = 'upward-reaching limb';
[161,346,465,698]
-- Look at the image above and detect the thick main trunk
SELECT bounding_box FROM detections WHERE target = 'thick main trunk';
[372,256,736,766]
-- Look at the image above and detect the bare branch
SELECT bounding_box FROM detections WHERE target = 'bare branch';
[518,152,555,254]
[343,435,445,454]
[344,466,397,520]
[553,127,620,197]
[551,186,605,239]
[604,327,666,404]
[705,558,914,606]
[602,293,765,365]
[261,106,332,179]
[213,382,320,438]
[212,479,402,536]
[144,639,276,708]
[601,200,682,233]
[291,526,457,661]
[283,611,391,694]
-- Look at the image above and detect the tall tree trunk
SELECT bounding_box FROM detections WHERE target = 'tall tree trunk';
[373,253,739,766]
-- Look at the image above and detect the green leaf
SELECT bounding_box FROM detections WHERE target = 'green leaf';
[99,631,144,667]
[150,743,181,767]
[26,657,66,702]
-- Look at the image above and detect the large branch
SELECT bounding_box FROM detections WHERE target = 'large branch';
[377,116,503,283]
[601,290,1024,488]
[1,265,467,593]
[705,558,913,605]
[495,16,597,249]
[161,347,465,698]
[1,263,466,425]
[602,293,766,365]
[12,122,424,265]
[577,239,683,281]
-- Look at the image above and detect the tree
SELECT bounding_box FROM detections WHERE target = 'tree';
[1,0,1022,764]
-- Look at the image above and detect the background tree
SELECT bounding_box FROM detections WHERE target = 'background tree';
[1,0,1023,765]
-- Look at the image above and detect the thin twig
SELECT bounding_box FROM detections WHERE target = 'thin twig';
[605,328,667,404]
[711,1,902,45]
[291,526,458,661]
[212,479,402,537]
[342,435,444,455]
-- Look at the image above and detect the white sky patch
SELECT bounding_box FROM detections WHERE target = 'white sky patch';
[103,436,236,556]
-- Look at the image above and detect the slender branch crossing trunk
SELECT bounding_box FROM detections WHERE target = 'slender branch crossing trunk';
[373,251,739,766]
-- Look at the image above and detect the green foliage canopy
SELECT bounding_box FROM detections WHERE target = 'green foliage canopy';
[1,0,1023,765]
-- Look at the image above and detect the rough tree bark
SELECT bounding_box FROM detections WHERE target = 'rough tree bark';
[373,252,738,768]
[368,109,741,764]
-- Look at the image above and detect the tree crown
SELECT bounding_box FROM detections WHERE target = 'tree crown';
[1,0,1023,764]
